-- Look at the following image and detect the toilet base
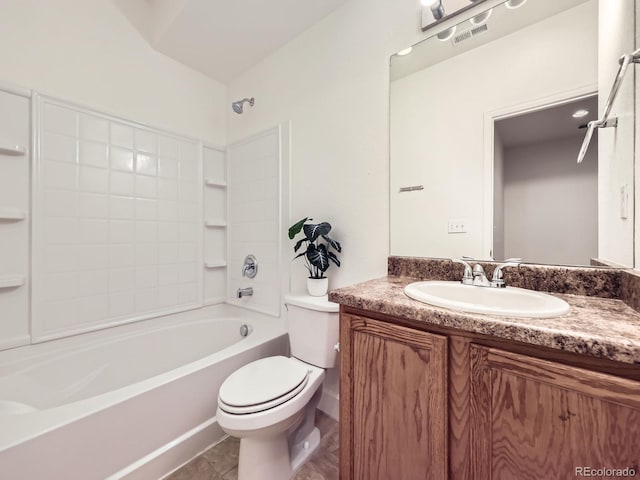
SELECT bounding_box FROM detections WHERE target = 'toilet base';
[236,421,321,480]
[290,426,321,473]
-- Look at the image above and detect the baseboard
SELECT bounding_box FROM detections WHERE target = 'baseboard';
[106,417,225,480]
[318,389,339,421]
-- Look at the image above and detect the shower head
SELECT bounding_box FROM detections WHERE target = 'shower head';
[232,97,255,114]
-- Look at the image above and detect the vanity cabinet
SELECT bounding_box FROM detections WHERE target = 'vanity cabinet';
[339,313,448,480]
[339,309,640,480]
[469,345,640,480]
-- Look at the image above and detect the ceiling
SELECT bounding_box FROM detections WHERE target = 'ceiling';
[132,0,349,83]
[495,96,598,148]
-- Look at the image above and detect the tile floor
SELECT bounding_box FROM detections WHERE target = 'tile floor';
[165,411,339,480]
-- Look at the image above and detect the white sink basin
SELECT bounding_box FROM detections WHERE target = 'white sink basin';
[404,281,570,318]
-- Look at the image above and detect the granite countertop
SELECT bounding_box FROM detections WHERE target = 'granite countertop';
[329,275,640,365]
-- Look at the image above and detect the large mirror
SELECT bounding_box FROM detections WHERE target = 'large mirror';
[390,0,636,267]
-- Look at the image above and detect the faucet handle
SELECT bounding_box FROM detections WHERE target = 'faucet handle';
[452,258,473,284]
[491,259,522,286]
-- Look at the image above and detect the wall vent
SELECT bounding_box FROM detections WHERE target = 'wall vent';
[452,24,489,45]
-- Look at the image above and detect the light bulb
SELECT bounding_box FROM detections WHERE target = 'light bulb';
[505,0,527,9]
[397,47,413,56]
[437,26,456,41]
[470,9,492,26]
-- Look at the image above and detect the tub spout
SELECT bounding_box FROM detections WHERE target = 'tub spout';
[236,287,253,298]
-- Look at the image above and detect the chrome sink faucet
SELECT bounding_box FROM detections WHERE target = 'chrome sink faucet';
[452,257,521,288]
[472,264,491,287]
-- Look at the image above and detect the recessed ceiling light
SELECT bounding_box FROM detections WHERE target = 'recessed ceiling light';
[505,0,527,9]
[397,47,413,56]
[437,26,456,41]
[420,0,440,6]
[572,109,589,118]
[470,9,492,26]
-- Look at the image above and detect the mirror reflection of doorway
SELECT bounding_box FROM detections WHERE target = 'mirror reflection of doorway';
[493,95,598,265]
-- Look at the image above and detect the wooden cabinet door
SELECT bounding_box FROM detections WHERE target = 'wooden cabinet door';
[470,345,640,480]
[340,314,448,480]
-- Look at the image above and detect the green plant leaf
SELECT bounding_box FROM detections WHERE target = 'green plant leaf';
[328,251,341,267]
[322,235,342,253]
[294,238,307,252]
[303,222,331,243]
[288,217,310,239]
[306,243,329,272]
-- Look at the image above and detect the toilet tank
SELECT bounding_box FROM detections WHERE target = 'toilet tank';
[284,294,339,368]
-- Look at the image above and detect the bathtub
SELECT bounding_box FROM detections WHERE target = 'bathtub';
[0,304,288,480]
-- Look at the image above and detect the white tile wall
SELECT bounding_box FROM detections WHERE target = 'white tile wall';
[0,89,31,349]
[33,98,203,341]
[226,128,281,316]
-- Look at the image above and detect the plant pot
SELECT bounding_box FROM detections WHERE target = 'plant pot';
[307,277,329,297]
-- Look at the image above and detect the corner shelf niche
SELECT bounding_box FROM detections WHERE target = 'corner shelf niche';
[0,143,27,156]
[0,275,25,289]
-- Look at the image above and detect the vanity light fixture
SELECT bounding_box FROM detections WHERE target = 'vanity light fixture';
[397,47,413,56]
[572,109,589,118]
[505,0,527,9]
[421,0,445,21]
[470,8,492,26]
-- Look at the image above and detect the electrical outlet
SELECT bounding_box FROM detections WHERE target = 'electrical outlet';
[448,219,467,234]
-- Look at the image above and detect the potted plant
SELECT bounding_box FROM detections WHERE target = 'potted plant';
[288,217,342,296]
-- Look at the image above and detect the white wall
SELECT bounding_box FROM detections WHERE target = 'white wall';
[224,0,426,419]
[598,0,635,267]
[0,0,226,145]
[502,136,598,265]
[225,0,426,294]
[390,1,598,259]
[637,3,640,270]
[493,131,505,261]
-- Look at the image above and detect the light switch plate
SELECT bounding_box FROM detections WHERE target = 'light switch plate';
[448,219,467,233]
[621,184,629,219]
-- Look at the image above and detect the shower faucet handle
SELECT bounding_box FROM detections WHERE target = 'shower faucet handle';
[242,255,258,279]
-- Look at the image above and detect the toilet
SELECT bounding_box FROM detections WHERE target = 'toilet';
[216,294,339,480]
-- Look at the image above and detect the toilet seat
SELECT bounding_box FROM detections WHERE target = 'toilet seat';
[218,356,311,415]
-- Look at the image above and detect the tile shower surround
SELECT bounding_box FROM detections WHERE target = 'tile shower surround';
[33,99,202,341]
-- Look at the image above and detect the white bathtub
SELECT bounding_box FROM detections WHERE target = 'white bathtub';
[0,304,288,480]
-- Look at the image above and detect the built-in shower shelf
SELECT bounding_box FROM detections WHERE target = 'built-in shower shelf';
[204,261,227,269]
[0,143,27,156]
[0,208,26,221]
[0,275,25,289]
[204,219,227,228]
[205,178,227,188]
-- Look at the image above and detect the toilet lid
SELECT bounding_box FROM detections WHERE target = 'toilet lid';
[219,356,310,409]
